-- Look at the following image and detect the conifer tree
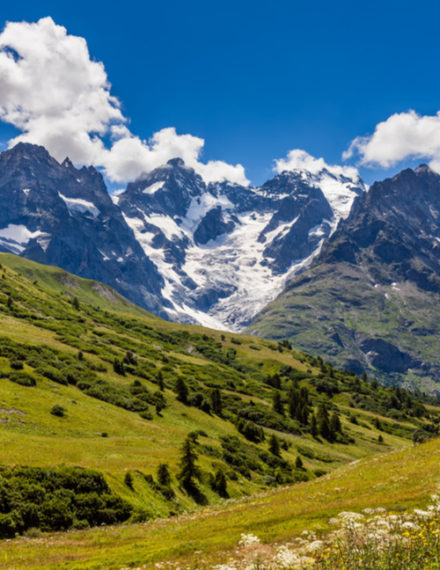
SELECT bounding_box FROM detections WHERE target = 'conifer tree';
[178,436,199,485]
[317,403,332,440]
[157,371,165,391]
[269,434,281,456]
[175,377,188,404]
[157,463,171,487]
[124,472,133,489]
[272,390,284,415]
[210,388,222,416]
[212,468,228,497]
[330,412,342,434]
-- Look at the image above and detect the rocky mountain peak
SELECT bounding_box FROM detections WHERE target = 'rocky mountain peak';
[166,157,186,168]
[61,156,74,169]
[249,163,440,386]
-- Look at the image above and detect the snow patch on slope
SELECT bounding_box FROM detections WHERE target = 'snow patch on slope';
[58,193,100,218]
[0,224,44,253]
[142,181,165,194]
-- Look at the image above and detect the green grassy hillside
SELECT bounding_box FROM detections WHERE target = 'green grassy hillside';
[0,253,438,553]
[248,262,440,395]
[3,435,440,568]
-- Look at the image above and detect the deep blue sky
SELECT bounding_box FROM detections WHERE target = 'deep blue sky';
[0,0,439,185]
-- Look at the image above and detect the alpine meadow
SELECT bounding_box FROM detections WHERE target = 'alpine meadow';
[1,5,440,569]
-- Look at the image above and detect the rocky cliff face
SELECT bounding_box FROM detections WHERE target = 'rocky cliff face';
[320,165,440,291]
[0,143,166,315]
[249,165,440,391]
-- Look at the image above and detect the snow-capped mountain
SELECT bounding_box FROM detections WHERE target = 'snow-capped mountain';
[117,157,365,329]
[249,164,440,386]
[0,143,167,316]
[0,143,365,329]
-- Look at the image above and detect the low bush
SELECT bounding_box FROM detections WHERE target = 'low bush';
[0,466,132,537]
[8,371,36,387]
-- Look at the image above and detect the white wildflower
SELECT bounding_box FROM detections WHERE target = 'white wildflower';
[338,511,365,522]
[238,533,260,547]
[413,509,432,518]
[276,545,300,567]
[305,539,324,553]
[401,521,420,530]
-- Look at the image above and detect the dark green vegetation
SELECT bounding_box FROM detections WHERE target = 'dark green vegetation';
[0,466,131,537]
[0,253,438,539]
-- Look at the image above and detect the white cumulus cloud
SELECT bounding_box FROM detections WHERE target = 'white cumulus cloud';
[0,17,249,186]
[274,148,361,181]
[343,110,440,173]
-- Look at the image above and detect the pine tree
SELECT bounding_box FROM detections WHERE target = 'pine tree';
[271,373,281,390]
[72,296,80,310]
[157,371,165,391]
[210,388,222,415]
[6,295,13,310]
[295,455,303,469]
[269,434,281,456]
[124,471,133,489]
[157,463,171,487]
[272,390,284,415]
[288,387,298,418]
[175,377,188,404]
[212,468,228,497]
[295,402,304,423]
[330,412,342,434]
[317,403,332,440]
[178,436,199,486]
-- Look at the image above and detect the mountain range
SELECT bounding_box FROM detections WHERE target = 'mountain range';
[0,142,364,329]
[1,142,440,390]
[249,165,440,391]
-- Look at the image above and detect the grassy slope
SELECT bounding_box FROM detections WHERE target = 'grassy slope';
[0,252,438,566]
[2,436,440,569]
[248,262,440,392]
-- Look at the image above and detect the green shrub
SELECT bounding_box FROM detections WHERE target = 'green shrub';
[50,404,66,417]
[36,365,68,386]
[0,466,132,537]
[124,472,133,489]
[9,371,36,387]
